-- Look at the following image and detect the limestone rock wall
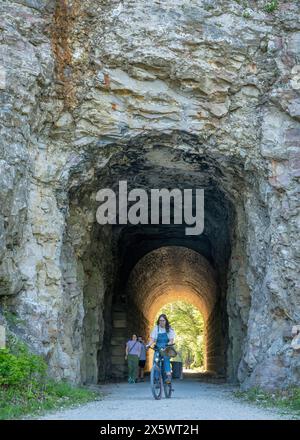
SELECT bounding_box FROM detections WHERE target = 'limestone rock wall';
[0,0,299,388]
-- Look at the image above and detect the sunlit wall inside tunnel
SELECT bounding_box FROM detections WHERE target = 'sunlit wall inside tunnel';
[125,246,226,375]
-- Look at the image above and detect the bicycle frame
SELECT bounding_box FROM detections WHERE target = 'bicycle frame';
[149,344,173,399]
[153,348,167,381]
[150,343,176,376]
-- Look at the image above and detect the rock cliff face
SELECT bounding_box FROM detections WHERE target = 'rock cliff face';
[0,0,299,389]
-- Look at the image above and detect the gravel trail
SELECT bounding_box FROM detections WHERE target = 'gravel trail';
[36,378,294,420]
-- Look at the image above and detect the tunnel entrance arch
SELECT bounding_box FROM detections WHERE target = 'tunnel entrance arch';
[57,133,261,386]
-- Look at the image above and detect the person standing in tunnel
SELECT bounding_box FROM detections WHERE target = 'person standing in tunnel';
[125,334,141,383]
[137,336,147,382]
[146,314,176,384]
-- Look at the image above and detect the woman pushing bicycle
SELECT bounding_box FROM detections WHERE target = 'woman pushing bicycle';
[146,314,176,384]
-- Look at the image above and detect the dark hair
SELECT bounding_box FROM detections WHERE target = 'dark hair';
[156,314,170,333]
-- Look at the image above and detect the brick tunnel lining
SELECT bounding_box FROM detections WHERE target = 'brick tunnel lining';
[125,246,226,375]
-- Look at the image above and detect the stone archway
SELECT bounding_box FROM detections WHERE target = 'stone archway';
[1,129,298,390]
[125,246,221,374]
[54,136,247,384]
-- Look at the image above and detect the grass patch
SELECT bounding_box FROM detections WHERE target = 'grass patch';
[235,386,300,418]
[264,0,279,13]
[242,10,251,19]
[0,335,100,419]
[0,380,100,420]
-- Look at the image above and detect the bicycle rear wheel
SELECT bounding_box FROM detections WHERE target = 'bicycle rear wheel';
[150,365,162,400]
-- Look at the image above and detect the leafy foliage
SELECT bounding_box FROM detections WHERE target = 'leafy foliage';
[0,337,46,386]
[0,336,99,419]
[0,379,100,420]
[264,0,278,13]
[157,301,205,369]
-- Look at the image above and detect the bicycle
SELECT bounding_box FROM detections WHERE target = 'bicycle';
[148,344,176,400]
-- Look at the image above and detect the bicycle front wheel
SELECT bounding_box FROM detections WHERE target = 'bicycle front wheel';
[162,368,172,398]
[150,365,162,400]
[163,381,172,398]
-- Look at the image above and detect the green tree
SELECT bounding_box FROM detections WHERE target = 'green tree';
[156,301,205,369]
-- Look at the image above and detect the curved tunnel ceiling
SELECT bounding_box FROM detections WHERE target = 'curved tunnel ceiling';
[126,246,218,323]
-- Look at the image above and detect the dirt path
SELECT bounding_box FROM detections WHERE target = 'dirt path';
[36,378,294,420]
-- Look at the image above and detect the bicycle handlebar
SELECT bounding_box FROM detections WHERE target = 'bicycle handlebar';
[147,343,175,351]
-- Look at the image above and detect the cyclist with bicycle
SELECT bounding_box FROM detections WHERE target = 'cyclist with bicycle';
[146,314,176,384]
